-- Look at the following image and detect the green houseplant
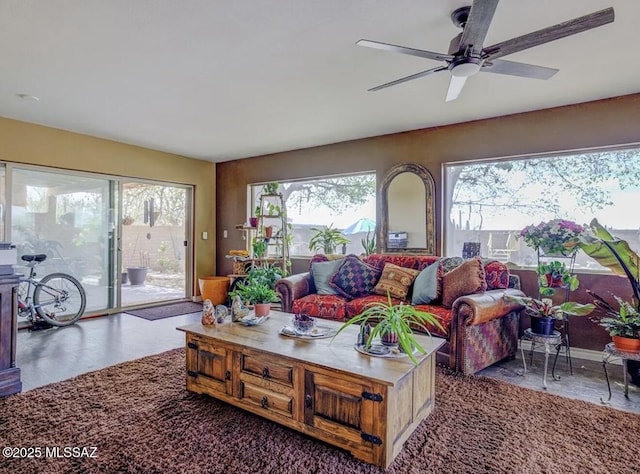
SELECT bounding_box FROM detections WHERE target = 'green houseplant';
[308,223,350,254]
[537,261,579,297]
[361,230,376,256]
[504,294,594,335]
[228,263,282,317]
[252,237,268,259]
[331,293,444,365]
[588,295,640,346]
[228,282,278,317]
[229,282,278,305]
[578,219,640,352]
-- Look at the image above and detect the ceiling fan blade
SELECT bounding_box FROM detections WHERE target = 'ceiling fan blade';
[356,39,453,62]
[483,7,614,61]
[445,75,467,102]
[368,66,448,92]
[459,0,500,53]
[481,59,558,79]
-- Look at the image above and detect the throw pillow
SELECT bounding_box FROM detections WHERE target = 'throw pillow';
[310,259,344,295]
[329,254,382,300]
[441,257,487,309]
[373,262,420,300]
[411,262,441,305]
[439,256,464,274]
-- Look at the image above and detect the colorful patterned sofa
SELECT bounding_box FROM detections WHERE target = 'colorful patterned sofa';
[275,253,524,375]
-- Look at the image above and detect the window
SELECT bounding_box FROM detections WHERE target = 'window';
[444,147,640,269]
[250,173,376,257]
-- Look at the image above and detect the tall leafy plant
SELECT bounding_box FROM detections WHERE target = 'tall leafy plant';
[578,219,640,304]
[361,230,376,256]
[308,224,350,254]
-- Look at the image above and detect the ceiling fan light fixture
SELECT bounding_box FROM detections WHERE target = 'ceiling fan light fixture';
[450,58,482,77]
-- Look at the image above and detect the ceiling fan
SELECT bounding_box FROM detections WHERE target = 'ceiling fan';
[357,0,614,101]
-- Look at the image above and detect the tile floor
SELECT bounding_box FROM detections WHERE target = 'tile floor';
[14,312,640,414]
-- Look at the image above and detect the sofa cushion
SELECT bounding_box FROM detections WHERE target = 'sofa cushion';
[345,297,451,339]
[412,304,452,338]
[439,256,465,274]
[441,257,487,309]
[373,262,419,300]
[310,259,344,295]
[291,294,348,321]
[411,262,441,305]
[329,255,382,300]
[345,294,403,318]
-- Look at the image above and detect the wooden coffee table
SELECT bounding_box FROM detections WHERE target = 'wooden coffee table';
[177,310,444,468]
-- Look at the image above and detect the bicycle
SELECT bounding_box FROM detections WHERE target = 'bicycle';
[18,254,87,328]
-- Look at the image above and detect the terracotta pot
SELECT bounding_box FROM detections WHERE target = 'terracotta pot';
[264,226,273,238]
[612,335,640,352]
[254,303,271,317]
[198,276,230,305]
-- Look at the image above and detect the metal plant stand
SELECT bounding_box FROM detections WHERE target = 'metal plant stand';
[519,329,562,389]
[601,343,640,403]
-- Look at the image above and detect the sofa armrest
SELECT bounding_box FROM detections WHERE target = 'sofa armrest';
[449,288,525,374]
[275,272,313,313]
[452,288,525,326]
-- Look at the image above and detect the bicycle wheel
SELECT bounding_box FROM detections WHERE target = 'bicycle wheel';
[34,273,87,327]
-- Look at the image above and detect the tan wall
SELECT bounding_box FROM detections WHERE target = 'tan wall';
[0,117,216,295]
[216,93,640,351]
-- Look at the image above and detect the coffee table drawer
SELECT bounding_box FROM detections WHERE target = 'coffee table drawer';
[241,352,294,387]
[240,382,294,418]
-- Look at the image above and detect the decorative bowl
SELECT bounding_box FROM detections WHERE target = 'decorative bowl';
[292,315,315,334]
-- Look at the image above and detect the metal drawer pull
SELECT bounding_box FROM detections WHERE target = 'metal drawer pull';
[225,370,231,381]
[261,396,268,408]
[305,395,313,409]
[262,367,270,378]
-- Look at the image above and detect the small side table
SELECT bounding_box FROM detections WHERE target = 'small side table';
[601,343,640,404]
[519,329,562,389]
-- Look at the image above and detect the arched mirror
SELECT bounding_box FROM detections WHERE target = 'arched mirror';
[380,163,435,254]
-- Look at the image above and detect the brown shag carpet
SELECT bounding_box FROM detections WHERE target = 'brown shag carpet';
[1,349,638,474]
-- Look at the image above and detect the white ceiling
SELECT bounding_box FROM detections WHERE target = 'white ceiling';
[1,1,637,162]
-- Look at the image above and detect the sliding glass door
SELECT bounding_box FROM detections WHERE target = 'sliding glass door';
[10,167,115,313]
[7,166,193,314]
[120,181,190,307]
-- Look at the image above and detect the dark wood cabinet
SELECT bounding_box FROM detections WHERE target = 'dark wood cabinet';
[0,274,21,397]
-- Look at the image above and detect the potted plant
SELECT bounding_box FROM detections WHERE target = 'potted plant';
[520,219,585,256]
[578,219,640,352]
[263,182,280,194]
[504,294,594,336]
[252,237,268,259]
[228,282,278,317]
[308,223,350,254]
[331,293,444,365]
[127,252,150,286]
[588,295,640,352]
[244,263,283,288]
[361,230,376,256]
[537,261,579,297]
